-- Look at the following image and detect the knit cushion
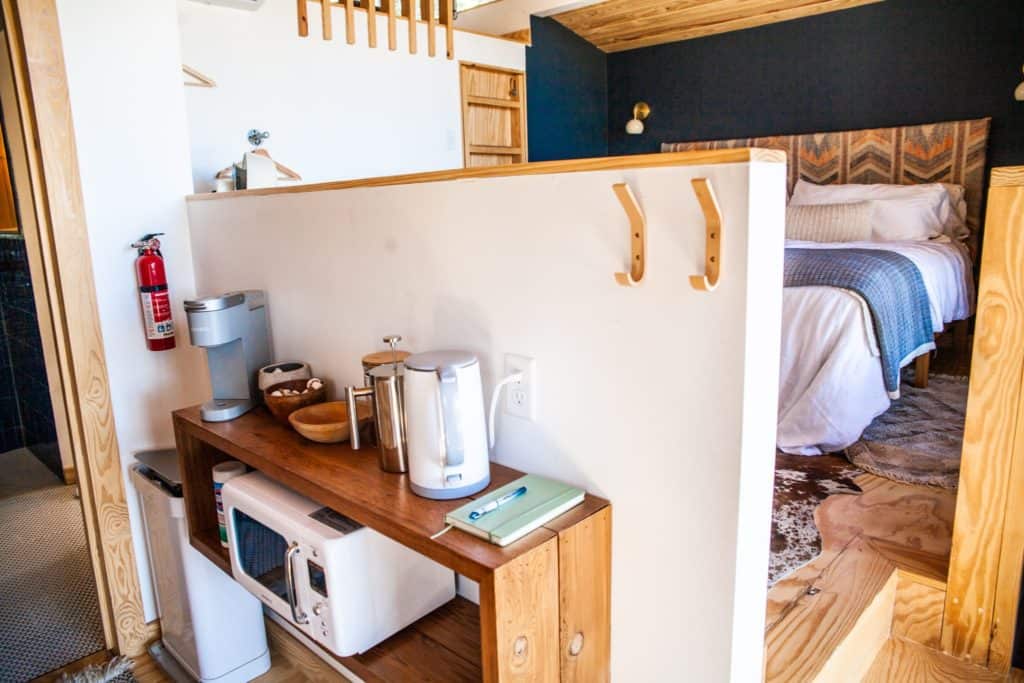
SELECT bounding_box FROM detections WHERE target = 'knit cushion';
[785,202,873,243]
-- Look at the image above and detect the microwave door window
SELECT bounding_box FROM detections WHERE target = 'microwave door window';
[232,509,289,601]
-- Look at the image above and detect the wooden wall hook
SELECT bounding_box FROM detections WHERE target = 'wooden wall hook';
[613,182,646,287]
[689,177,722,292]
[182,64,216,88]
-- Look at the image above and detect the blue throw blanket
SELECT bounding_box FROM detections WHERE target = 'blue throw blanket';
[784,248,934,394]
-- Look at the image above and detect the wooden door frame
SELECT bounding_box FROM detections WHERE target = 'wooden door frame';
[2,0,154,657]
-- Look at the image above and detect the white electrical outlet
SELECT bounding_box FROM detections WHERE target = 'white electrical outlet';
[503,353,536,421]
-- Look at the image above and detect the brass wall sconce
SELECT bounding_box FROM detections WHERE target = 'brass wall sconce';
[626,102,650,135]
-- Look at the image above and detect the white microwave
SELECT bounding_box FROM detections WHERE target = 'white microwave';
[221,471,455,657]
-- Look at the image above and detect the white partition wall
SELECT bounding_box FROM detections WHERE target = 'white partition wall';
[186,156,785,680]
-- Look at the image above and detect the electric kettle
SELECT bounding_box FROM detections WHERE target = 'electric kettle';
[403,350,493,500]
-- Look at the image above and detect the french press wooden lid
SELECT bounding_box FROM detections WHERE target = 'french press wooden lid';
[361,335,410,373]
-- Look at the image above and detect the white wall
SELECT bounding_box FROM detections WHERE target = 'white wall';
[454,0,603,35]
[178,0,525,193]
[186,158,785,680]
[56,0,210,621]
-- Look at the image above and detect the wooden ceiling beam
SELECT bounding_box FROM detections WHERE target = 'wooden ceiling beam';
[552,0,884,53]
[561,0,819,42]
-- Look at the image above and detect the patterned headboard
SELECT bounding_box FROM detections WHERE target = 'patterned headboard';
[663,118,991,255]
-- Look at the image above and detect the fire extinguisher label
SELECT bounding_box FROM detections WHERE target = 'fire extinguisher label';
[140,290,175,340]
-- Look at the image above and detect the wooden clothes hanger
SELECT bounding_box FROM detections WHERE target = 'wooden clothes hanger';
[216,130,302,182]
[215,149,302,181]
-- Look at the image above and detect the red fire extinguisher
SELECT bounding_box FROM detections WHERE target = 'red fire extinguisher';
[132,233,176,351]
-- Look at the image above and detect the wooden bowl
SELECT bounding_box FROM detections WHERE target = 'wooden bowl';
[289,400,373,444]
[264,379,326,424]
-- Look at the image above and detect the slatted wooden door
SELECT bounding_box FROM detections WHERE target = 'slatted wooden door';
[459,62,527,168]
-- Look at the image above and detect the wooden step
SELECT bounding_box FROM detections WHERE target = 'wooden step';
[764,537,897,682]
[863,637,1021,682]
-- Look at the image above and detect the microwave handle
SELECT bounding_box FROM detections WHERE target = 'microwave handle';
[284,542,309,625]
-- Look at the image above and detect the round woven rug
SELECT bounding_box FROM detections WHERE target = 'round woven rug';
[846,373,968,490]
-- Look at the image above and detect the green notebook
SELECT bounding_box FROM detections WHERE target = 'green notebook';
[446,474,584,547]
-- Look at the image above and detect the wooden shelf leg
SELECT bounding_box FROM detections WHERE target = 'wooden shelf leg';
[480,537,560,682]
[558,507,611,682]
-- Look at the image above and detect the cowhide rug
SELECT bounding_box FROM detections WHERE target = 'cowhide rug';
[847,373,968,490]
[770,452,862,587]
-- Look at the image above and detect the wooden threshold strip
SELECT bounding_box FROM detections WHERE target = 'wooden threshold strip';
[466,95,521,109]
[188,148,786,202]
[468,144,521,155]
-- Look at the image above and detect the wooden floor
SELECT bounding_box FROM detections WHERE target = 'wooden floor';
[130,627,349,683]
[132,652,328,683]
[767,471,956,631]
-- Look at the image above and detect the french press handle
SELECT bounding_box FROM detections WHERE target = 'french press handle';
[346,385,373,449]
[438,367,465,467]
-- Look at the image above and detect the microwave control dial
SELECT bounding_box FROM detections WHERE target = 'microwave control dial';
[313,602,324,616]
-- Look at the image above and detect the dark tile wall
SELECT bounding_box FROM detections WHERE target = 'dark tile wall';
[0,236,58,477]
[0,299,20,453]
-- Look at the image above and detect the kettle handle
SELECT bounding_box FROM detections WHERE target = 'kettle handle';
[438,367,465,467]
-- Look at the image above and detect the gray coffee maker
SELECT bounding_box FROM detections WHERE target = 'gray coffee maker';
[185,290,271,422]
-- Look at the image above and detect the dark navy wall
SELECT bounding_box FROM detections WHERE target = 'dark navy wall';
[606,0,1024,167]
[526,16,608,161]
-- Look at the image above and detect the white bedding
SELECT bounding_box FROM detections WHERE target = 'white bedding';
[777,238,974,455]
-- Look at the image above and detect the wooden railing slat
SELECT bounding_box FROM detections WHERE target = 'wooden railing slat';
[367,0,377,47]
[439,0,453,59]
[421,0,436,57]
[345,0,356,43]
[320,0,332,39]
[297,0,309,36]
[402,0,417,53]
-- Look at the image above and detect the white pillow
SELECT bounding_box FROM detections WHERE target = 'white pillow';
[940,183,969,240]
[790,180,950,241]
[864,198,945,242]
[786,202,873,242]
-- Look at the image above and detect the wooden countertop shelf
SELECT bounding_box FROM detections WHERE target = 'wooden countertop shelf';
[172,405,612,682]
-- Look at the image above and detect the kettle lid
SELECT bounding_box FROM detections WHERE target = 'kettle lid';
[404,350,478,372]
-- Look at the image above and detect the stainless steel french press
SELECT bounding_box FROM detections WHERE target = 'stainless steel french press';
[346,335,408,473]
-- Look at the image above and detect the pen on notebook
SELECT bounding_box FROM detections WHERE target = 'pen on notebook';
[469,486,527,521]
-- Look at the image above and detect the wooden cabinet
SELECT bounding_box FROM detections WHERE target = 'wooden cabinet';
[460,63,527,168]
[172,406,610,682]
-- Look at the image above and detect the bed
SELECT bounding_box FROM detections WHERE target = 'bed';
[664,118,990,454]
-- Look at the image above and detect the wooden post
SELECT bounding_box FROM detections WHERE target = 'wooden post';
[942,166,1024,670]
[479,538,560,682]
